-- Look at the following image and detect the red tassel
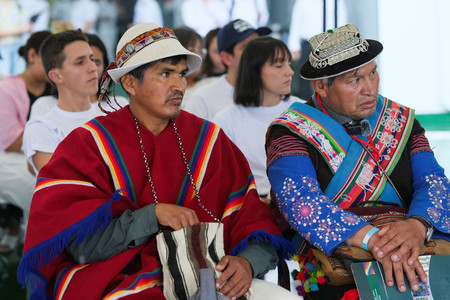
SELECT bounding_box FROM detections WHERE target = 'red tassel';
[340,288,359,300]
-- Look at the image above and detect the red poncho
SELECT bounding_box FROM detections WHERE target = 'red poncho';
[18,107,292,299]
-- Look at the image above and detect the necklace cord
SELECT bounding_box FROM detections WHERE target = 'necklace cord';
[134,116,220,223]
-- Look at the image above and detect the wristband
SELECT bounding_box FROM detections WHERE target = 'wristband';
[362,227,380,251]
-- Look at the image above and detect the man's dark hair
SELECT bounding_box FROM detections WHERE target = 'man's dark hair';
[39,29,89,77]
[126,55,187,83]
[235,36,292,107]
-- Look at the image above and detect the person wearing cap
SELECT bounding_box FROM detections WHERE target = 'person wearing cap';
[185,19,271,122]
[18,23,298,299]
[266,24,450,296]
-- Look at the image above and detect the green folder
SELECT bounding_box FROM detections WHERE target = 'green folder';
[351,255,450,300]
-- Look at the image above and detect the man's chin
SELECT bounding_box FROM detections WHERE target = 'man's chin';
[169,108,181,120]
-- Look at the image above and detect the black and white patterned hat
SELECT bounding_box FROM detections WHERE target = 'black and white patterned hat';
[300,24,383,80]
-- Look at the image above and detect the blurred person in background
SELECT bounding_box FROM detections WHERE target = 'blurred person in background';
[69,0,100,34]
[181,0,229,37]
[185,19,271,121]
[97,0,120,62]
[173,26,203,106]
[288,0,348,100]
[0,0,32,76]
[198,27,226,79]
[0,31,52,252]
[225,0,269,28]
[18,0,51,33]
[51,0,74,32]
[181,27,226,109]
[133,0,164,26]
[214,36,302,200]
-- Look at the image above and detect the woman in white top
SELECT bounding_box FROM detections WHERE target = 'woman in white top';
[214,36,303,199]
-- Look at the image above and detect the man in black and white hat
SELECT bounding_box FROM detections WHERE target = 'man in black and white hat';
[266,24,450,298]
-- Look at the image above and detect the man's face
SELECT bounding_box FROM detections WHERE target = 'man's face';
[226,32,259,72]
[57,40,98,97]
[128,59,188,125]
[91,45,105,79]
[319,60,380,121]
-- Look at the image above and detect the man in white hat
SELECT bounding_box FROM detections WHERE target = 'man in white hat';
[266,24,449,298]
[18,23,300,300]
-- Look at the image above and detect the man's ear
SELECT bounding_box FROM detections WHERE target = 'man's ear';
[311,79,329,99]
[220,51,233,68]
[120,74,137,96]
[48,69,63,85]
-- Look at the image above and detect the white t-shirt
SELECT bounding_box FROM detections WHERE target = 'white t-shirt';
[29,95,129,119]
[22,104,103,174]
[181,76,220,110]
[214,96,303,196]
[184,75,234,122]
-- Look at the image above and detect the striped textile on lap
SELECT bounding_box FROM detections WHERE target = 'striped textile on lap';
[157,223,225,300]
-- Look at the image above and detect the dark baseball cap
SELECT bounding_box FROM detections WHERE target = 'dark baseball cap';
[217,19,272,53]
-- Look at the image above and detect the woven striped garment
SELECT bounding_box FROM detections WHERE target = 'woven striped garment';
[157,223,228,300]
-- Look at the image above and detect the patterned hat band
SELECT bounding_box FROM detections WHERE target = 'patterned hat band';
[115,27,177,68]
[308,24,370,69]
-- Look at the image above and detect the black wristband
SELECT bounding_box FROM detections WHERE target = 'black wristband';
[407,215,432,229]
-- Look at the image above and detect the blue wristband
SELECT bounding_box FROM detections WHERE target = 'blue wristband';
[362,227,380,251]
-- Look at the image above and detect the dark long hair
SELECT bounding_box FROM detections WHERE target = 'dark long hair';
[234,36,292,107]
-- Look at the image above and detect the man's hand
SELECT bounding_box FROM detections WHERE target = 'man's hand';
[367,223,427,292]
[370,244,426,292]
[215,255,253,299]
[154,203,199,230]
[373,219,426,266]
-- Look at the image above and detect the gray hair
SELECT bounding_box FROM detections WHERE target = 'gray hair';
[323,76,337,87]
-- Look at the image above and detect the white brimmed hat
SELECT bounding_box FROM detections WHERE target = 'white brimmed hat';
[107,22,202,82]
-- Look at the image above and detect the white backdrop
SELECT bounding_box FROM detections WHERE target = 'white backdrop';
[377,0,450,114]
